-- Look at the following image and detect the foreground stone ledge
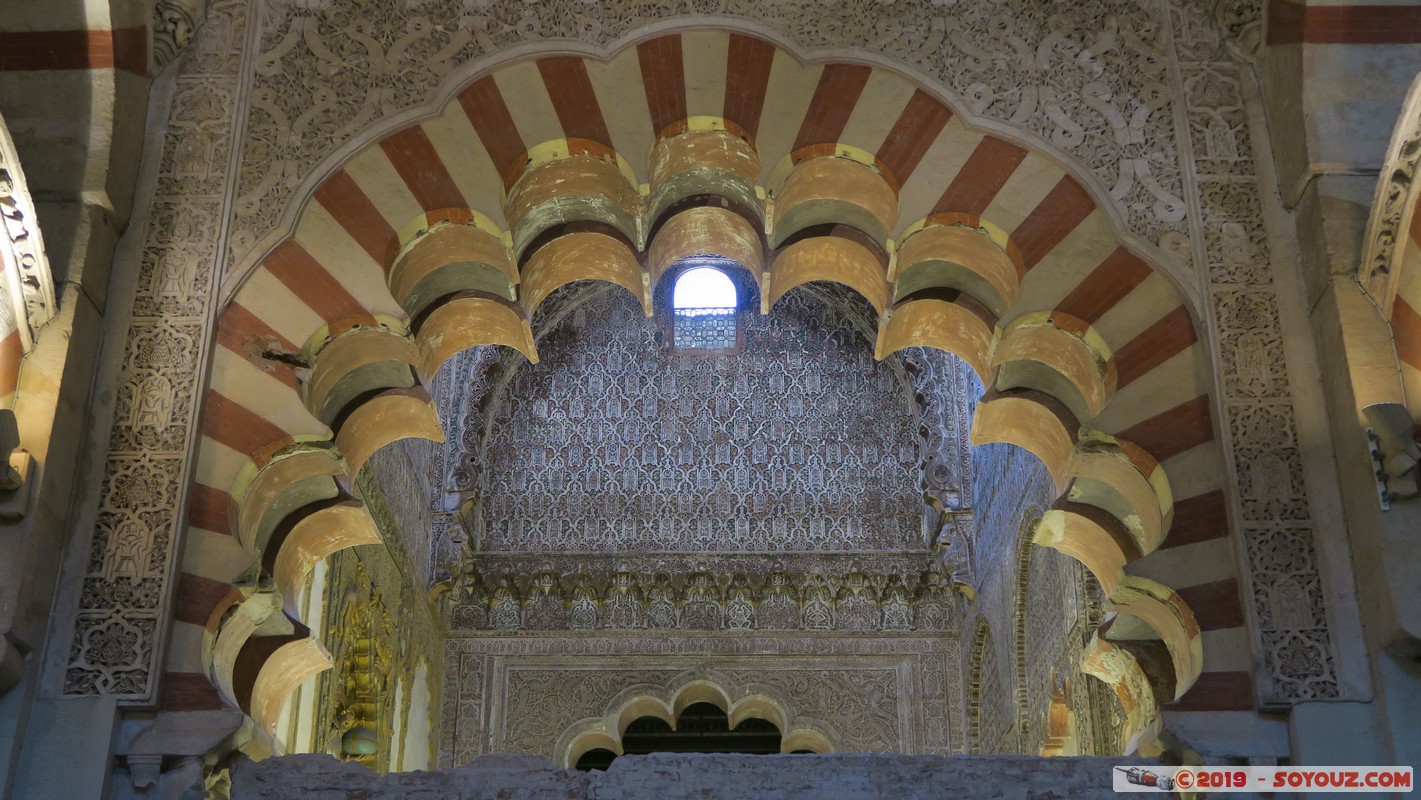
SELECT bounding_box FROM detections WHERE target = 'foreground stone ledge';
[233,752,1155,799]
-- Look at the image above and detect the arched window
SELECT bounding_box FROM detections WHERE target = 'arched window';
[672,265,738,352]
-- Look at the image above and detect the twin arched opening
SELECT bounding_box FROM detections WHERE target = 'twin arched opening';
[560,678,834,770]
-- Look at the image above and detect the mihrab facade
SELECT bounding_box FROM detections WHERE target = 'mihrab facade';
[0,0,1417,797]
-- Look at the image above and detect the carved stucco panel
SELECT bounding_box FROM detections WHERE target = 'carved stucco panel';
[496,662,907,757]
[156,83,238,202]
[472,288,923,555]
[109,319,204,454]
[441,637,959,765]
[153,0,212,69]
[66,453,185,695]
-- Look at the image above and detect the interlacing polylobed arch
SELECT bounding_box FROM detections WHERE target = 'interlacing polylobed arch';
[177,29,1238,756]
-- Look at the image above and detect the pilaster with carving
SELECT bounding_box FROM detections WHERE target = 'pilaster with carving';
[1164,0,1340,703]
[60,0,251,700]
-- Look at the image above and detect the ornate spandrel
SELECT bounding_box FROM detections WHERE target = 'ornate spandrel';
[232,0,1192,270]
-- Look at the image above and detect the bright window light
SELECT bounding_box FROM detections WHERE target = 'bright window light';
[673,267,737,310]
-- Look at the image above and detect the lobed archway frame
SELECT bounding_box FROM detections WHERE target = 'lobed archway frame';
[180,26,1232,756]
[556,675,836,768]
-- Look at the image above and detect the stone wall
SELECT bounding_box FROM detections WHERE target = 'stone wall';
[236,752,1155,800]
[362,439,441,592]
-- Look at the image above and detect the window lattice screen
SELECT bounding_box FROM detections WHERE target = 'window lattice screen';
[674,307,737,350]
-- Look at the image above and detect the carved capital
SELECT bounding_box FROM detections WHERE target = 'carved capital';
[151,0,209,69]
[1212,0,1264,60]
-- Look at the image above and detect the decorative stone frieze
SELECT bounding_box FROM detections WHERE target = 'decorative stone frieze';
[441,640,958,764]
[446,561,960,634]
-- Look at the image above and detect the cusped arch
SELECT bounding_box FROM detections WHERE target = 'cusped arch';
[891,217,1022,316]
[505,140,644,258]
[389,211,519,317]
[647,118,764,230]
[647,206,764,293]
[768,150,898,252]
